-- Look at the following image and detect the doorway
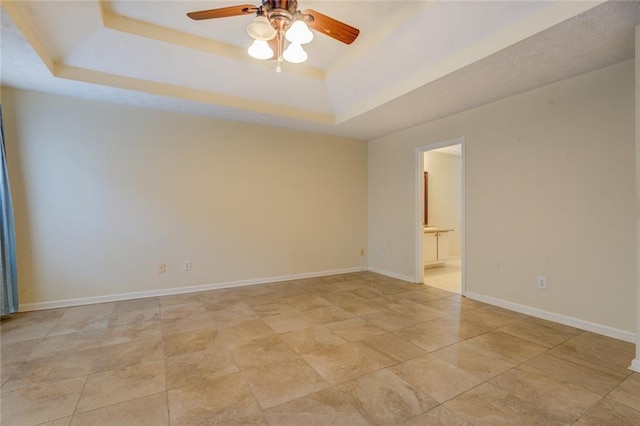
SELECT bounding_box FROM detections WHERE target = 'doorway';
[415,137,465,295]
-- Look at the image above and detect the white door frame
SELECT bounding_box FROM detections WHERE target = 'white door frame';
[414,136,466,295]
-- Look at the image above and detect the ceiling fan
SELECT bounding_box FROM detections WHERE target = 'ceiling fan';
[187,0,360,71]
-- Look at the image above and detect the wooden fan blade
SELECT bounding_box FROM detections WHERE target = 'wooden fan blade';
[187,4,257,20]
[302,9,359,44]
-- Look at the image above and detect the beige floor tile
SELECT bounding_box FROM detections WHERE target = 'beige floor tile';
[162,327,225,358]
[28,329,106,360]
[392,355,483,403]
[432,340,517,380]
[373,294,419,310]
[458,306,526,329]
[466,330,548,362]
[355,332,426,365]
[285,294,333,311]
[553,332,636,374]
[422,296,477,314]
[61,303,115,320]
[337,369,438,424]
[1,337,40,367]
[160,311,214,335]
[70,392,169,426]
[489,365,602,422]
[250,300,301,317]
[444,382,565,425]
[262,312,317,333]
[424,285,459,298]
[393,316,492,352]
[107,307,159,327]
[393,289,443,303]
[498,317,583,347]
[574,398,640,425]
[322,291,365,305]
[1,361,22,387]
[2,348,96,392]
[46,313,111,337]
[264,386,370,426]
[242,358,328,408]
[607,373,640,410]
[218,319,277,349]
[198,294,243,311]
[3,308,66,325]
[165,348,238,390]
[390,301,449,322]
[159,302,207,320]
[0,377,85,426]
[280,325,347,355]
[76,360,165,413]
[168,372,266,425]
[6,272,638,425]
[39,417,72,426]
[1,322,57,344]
[524,351,629,396]
[454,297,488,310]
[325,317,386,341]
[112,297,159,313]
[208,302,259,327]
[234,283,281,299]
[158,293,201,307]
[266,284,309,298]
[347,286,385,299]
[91,337,163,373]
[302,343,384,385]
[363,309,423,331]
[101,320,161,346]
[231,334,301,369]
[403,405,473,426]
[325,294,388,316]
[304,305,356,324]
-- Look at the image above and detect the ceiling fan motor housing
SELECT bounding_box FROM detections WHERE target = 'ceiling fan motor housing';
[263,0,299,31]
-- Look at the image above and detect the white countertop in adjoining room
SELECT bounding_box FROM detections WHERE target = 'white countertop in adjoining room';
[424,227,454,233]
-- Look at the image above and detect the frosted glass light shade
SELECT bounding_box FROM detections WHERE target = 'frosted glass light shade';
[285,20,313,44]
[247,16,276,40]
[283,42,307,63]
[248,40,273,60]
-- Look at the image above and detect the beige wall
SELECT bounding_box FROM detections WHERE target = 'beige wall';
[424,151,462,257]
[4,88,367,306]
[369,60,636,334]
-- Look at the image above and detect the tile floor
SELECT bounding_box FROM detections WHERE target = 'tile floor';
[1,271,638,425]
[424,258,462,294]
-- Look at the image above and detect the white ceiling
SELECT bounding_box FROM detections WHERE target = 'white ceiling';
[1,1,638,140]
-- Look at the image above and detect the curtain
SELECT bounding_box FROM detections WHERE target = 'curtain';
[1,106,18,315]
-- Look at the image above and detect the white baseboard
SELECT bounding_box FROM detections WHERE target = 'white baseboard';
[19,266,368,312]
[367,267,416,283]
[630,359,640,373]
[465,292,636,344]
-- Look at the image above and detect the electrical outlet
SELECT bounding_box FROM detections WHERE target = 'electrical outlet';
[537,276,547,289]
[183,260,191,271]
[159,263,167,274]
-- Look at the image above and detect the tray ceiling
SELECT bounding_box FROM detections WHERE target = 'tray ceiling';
[1,1,638,139]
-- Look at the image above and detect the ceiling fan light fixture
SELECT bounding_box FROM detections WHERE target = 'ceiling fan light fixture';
[285,20,313,44]
[283,42,308,63]
[248,39,273,60]
[247,15,276,40]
